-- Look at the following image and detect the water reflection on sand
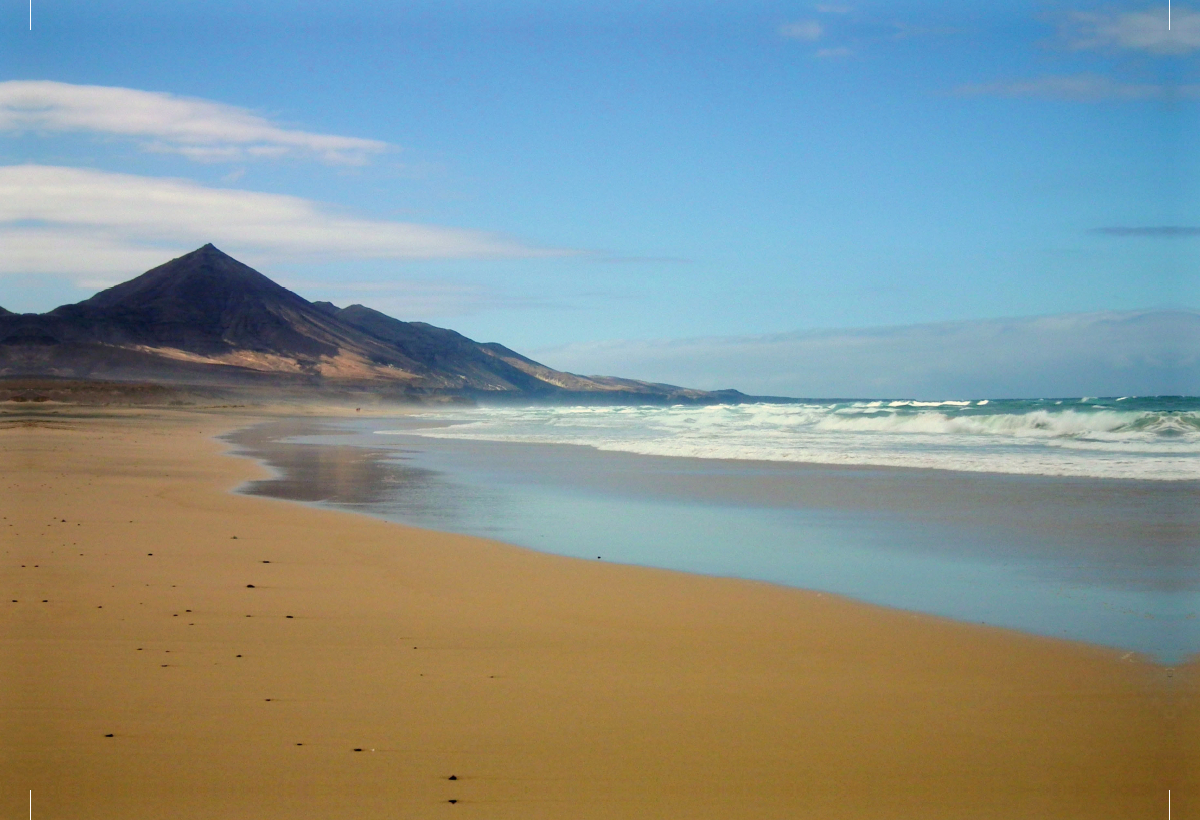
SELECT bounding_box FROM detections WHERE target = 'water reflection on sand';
[226,417,1199,662]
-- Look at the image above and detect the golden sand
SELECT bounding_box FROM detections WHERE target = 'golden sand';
[0,409,1187,818]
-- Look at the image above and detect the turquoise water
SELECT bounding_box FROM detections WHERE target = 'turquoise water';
[228,402,1198,663]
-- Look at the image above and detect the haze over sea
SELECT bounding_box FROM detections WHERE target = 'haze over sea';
[230,395,1199,663]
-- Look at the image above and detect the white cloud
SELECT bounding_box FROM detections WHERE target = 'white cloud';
[0,81,387,164]
[1064,7,1200,55]
[1,228,183,278]
[780,20,824,40]
[535,311,1199,399]
[955,74,1180,101]
[0,165,569,276]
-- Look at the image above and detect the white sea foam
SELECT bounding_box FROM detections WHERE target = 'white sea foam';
[382,400,1200,481]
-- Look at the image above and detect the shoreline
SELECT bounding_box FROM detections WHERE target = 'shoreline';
[2,407,1192,818]
[217,418,1161,663]
[228,415,1197,662]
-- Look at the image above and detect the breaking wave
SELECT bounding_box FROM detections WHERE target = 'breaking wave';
[385,397,1200,481]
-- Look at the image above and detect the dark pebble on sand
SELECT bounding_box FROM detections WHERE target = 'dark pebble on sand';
[286,615,293,619]
[448,800,458,804]
[246,584,255,588]
[353,748,363,752]
[448,775,457,781]
[105,733,113,737]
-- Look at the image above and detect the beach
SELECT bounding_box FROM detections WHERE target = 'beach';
[0,408,1190,818]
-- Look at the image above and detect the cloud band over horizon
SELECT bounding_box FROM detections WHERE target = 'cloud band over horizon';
[0,165,570,278]
[537,311,1199,399]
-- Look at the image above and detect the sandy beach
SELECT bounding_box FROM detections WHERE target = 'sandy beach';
[0,408,1190,818]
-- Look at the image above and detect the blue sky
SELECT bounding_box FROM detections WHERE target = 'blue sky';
[2,1,1196,395]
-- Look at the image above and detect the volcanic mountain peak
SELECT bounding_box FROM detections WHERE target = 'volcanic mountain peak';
[43,244,348,358]
[62,244,299,314]
[0,245,744,403]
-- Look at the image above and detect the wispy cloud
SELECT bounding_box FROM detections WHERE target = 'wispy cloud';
[955,74,1185,101]
[782,11,949,57]
[276,278,564,319]
[780,20,824,41]
[1062,6,1200,55]
[535,311,1199,398]
[1095,226,1200,236]
[0,81,388,165]
[0,165,570,276]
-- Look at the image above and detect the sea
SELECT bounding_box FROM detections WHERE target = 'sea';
[227,396,1199,663]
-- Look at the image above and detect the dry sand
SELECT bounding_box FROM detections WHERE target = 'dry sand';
[0,408,1191,818]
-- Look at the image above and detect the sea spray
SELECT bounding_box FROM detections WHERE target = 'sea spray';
[383,397,1200,481]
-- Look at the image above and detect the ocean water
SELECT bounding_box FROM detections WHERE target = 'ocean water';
[390,397,1200,481]
[227,397,1199,662]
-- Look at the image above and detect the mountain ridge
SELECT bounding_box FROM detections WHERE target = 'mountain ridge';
[0,245,745,403]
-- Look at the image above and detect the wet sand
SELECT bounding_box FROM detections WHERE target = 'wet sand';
[0,408,1190,818]
[223,418,1197,662]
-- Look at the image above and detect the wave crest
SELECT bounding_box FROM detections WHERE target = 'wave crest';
[391,398,1200,481]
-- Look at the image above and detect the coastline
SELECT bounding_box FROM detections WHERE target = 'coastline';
[1,407,1190,818]
[231,416,1198,660]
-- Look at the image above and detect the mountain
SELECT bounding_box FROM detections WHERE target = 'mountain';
[0,245,742,403]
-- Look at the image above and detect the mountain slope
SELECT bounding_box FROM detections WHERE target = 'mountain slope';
[49,244,342,356]
[0,245,741,402]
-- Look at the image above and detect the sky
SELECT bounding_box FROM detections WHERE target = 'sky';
[2,0,1197,396]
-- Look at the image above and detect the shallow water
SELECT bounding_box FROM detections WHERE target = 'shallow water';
[226,415,1199,663]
